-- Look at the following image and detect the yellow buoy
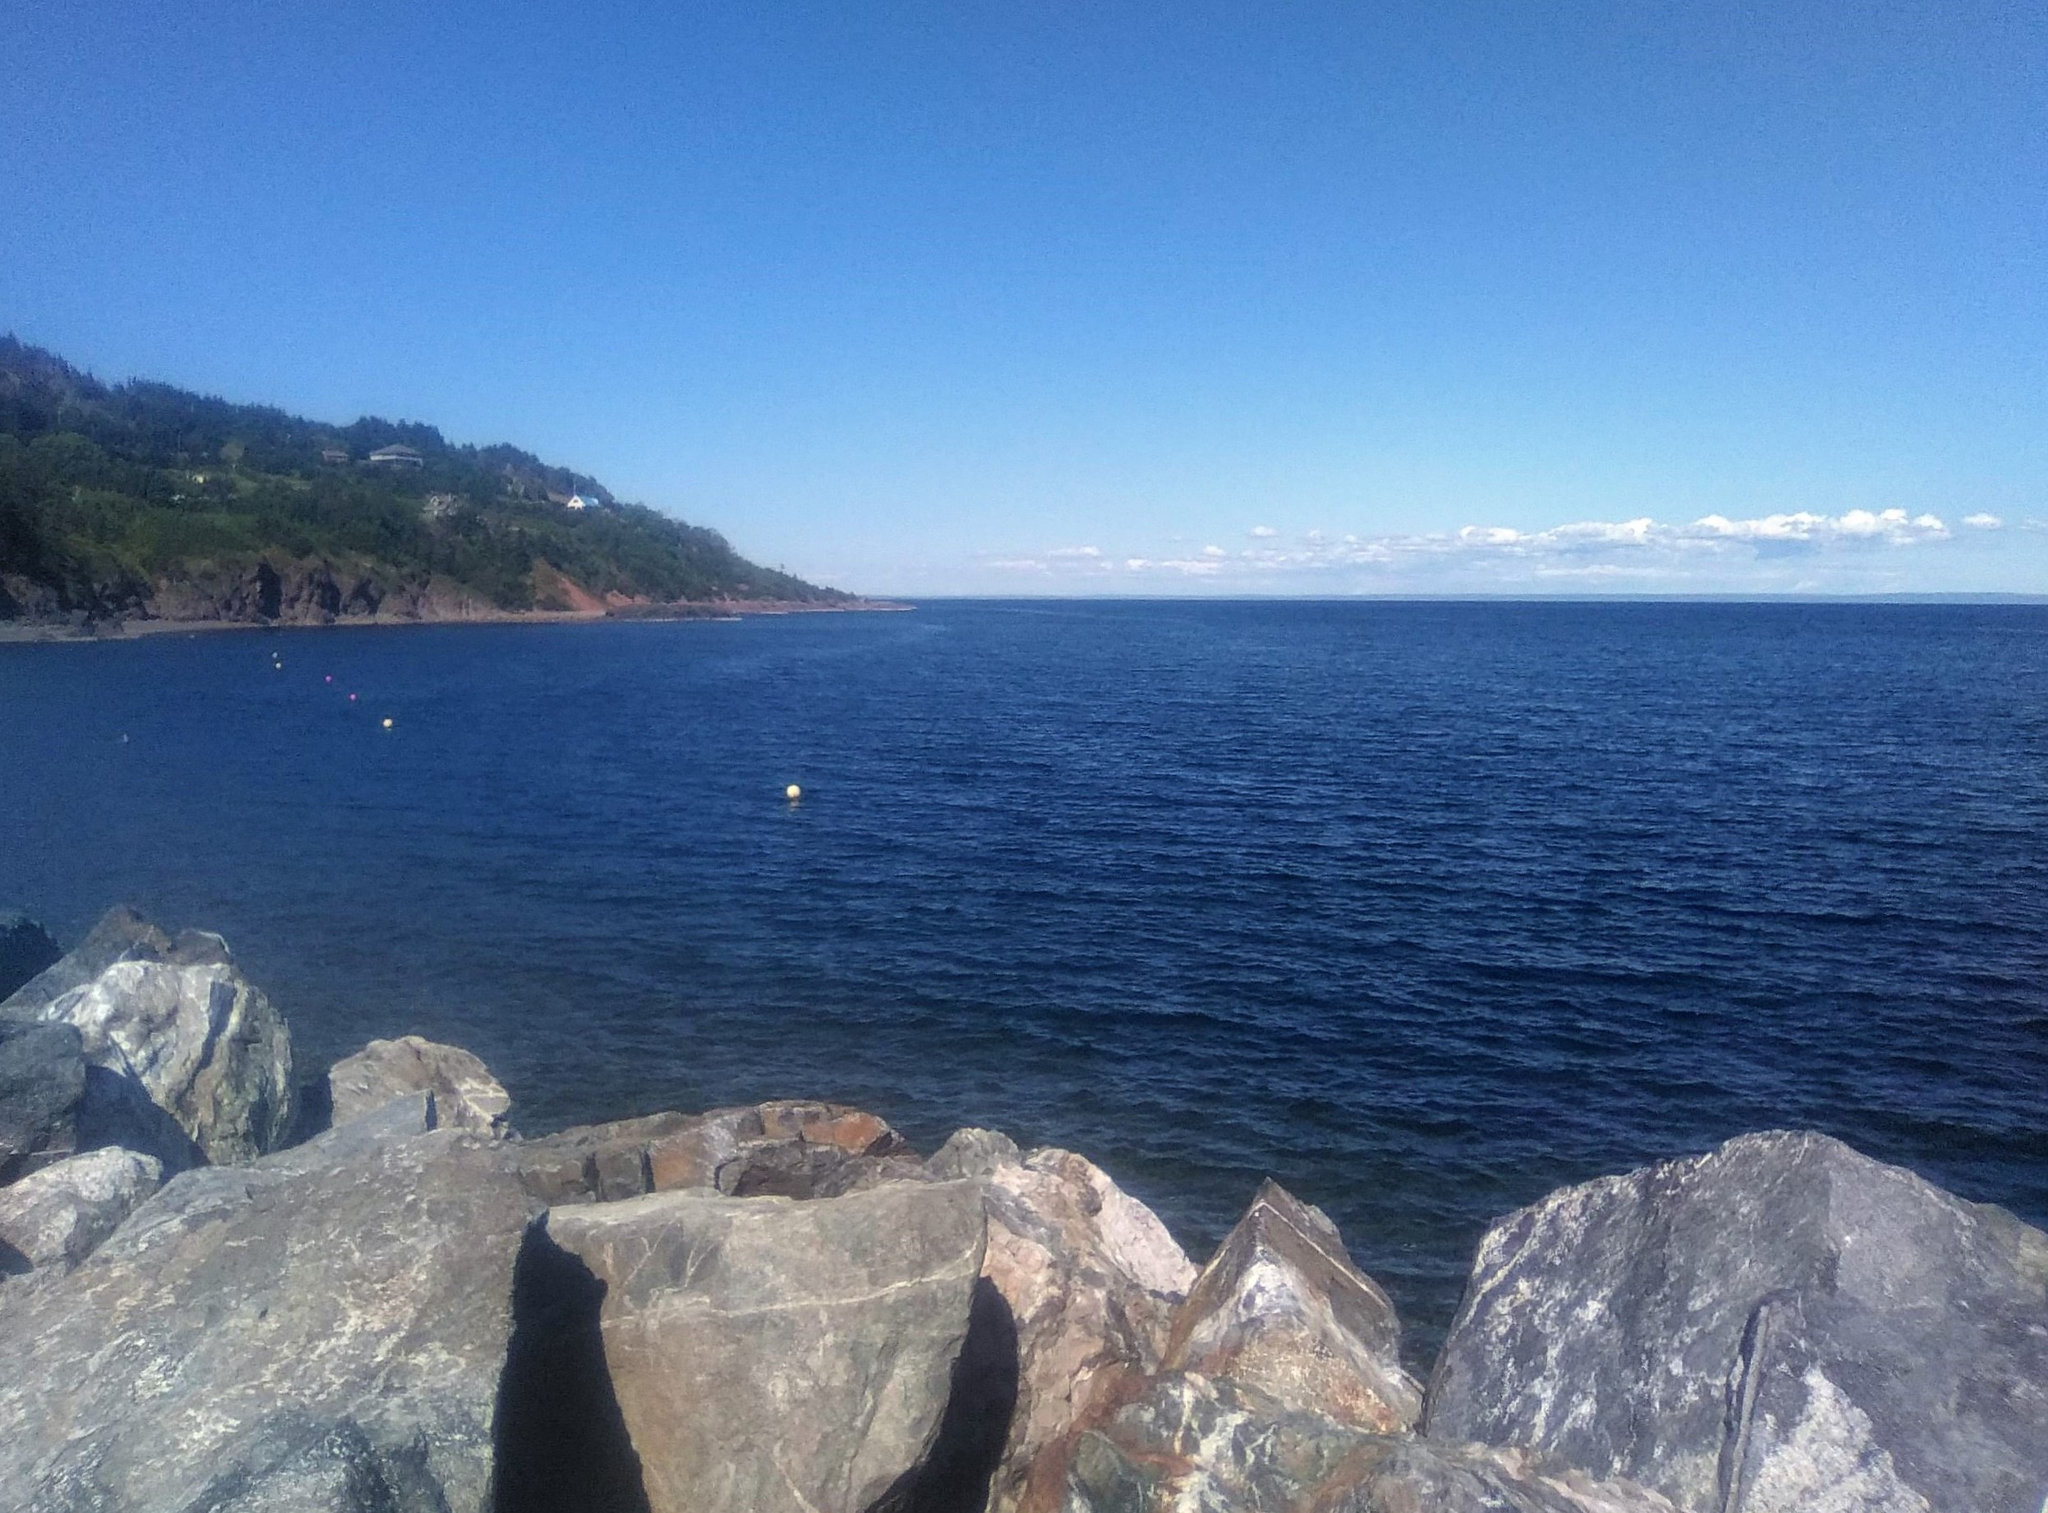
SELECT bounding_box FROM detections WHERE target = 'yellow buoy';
[785,783,802,801]
[382,717,394,729]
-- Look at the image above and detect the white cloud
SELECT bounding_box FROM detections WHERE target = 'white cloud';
[1963,513,2003,529]
[979,505,1995,589]
[1687,508,1944,543]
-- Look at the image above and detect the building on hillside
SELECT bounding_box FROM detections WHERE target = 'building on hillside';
[320,447,349,465]
[366,444,424,468]
[566,493,599,511]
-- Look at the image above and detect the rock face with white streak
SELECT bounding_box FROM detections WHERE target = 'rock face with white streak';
[1162,1178,1422,1434]
[1065,1371,1679,1513]
[328,1034,511,1134]
[3,908,295,1163]
[0,1017,198,1184]
[0,1146,161,1276]
[544,1177,988,1513]
[0,904,168,1020]
[1424,1130,2048,1513]
[974,1145,1199,1513]
[0,1120,539,1512]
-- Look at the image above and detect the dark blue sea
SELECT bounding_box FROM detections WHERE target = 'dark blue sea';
[4,600,2045,1360]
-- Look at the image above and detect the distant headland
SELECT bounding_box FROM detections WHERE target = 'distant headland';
[0,337,894,640]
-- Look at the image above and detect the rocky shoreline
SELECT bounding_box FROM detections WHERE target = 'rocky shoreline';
[0,597,908,645]
[1,907,2043,1513]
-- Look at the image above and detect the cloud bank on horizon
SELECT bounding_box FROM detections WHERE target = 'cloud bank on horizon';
[983,508,2025,594]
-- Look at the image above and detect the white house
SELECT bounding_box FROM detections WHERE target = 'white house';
[566,493,598,511]
[367,444,424,468]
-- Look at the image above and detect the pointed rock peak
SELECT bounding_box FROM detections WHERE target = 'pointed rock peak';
[1164,1178,1422,1433]
[928,1126,1023,1180]
[1245,1176,1348,1261]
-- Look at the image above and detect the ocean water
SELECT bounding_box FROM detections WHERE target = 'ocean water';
[3,599,2045,1362]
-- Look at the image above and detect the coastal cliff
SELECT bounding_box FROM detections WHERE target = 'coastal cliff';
[0,337,857,633]
[2,909,2043,1513]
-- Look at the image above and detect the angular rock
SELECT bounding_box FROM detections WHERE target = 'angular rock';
[1161,1179,1421,1433]
[1425,1130,2048,1513]
[328,1034,511,1135]
[979,1147,1199,1513]
[17,921,295,1163]
[0,1019,198,1185]
[0,1018,86,1183]
[0,1124,539,1512]
[515,1110,694,1204]
[72,1063,205,1175]
[1066,1371,1678,1513]
[515,1098,915,1206]
[544,1176,988,1513]
[928,1125,1023,1180]
[0,912,60,1002]
[0,1146,161,1277]
[655,1099,915,1198]
[151,1412,466,1513]
[0,903,169,1019]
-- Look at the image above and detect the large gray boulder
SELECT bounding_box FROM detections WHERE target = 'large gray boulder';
[0,1146,162,1277]
[328,1034,511,1135]
[0,1117,540,1511]
[544,1176,987,1513]
[1425,1131,2048,1513]
[7,912,295,1163]
[1067,1371,1678,1513]
[976,1145,1199,1513]
[1162,1178,1421,1433]
[0,903,168,1019]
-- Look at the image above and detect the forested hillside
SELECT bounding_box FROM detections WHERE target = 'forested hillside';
[0,337,842,624]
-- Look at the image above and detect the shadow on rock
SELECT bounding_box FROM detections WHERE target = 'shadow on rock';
[870,1276,1022,1513]
[490,1221,652,1513]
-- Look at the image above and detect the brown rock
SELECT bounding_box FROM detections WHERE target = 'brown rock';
[544,1177,988,1513]
[979,1147,1198,1513]
[1162,1178,1421,1433]
[516,1099,916,1206]
[515,1111,689,1204]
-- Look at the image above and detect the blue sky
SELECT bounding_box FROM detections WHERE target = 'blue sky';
[5,1,2044,595]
